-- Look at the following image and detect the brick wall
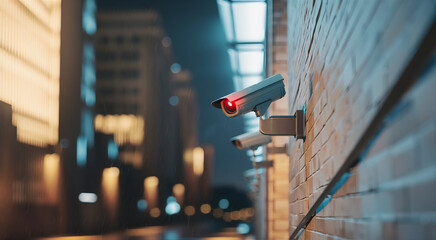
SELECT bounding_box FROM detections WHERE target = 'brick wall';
[266,0,289,239]
[286,0,436,239]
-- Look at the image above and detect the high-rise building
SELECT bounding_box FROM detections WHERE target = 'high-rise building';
[0,1,61,146]
[0,0,63,238]
[172,70,212,205]
[0,102,17,237]
[95,11,175,170]
[172,70,199,151]
[94,11,183,219]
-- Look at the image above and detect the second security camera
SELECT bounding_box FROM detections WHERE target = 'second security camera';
[230,132,271,150]
[211,74,285,117]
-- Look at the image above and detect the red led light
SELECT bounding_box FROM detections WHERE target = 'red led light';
[223,99,237,114]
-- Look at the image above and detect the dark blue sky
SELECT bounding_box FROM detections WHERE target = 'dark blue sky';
[98,0,251,190]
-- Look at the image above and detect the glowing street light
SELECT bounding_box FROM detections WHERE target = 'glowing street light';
[44,153,60,204]
[102,167,120,223]
[173,183,185,204]
[144,176,159,208]
[193,147,204,176]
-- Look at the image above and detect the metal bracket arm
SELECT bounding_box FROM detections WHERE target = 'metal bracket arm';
[259,110,305,139]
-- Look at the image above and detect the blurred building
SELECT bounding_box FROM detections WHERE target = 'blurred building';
[0,102,18,236]
[172,70,213,205]
[0,0,62,238]
[94,10,185,221]
[58,0,106,233]
[0,0,61,147]
[173,70,198,204]
[172,70,199,152]
[0,2,212,237]
[95,10,178,170]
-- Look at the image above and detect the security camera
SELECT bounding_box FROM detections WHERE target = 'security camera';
[211,73,305,139]
[230,132,271,150]
[211,74,285,117]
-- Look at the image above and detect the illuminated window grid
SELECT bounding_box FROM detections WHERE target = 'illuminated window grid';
[94,114,145,146]
[0,0,61,147]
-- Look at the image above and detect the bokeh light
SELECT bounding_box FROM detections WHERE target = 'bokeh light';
[150,208,161,218]
[236,223,250,234]
[213,208,223,218]
[184,206,195,216]
[218,198,229,209]
[137,199,147,211]
[200,204,211,214]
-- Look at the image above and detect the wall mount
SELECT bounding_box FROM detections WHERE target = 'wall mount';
[259,110,305,139]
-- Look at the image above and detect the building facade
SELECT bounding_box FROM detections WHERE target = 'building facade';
[94,10,186,221]
[262,0,436,239]
[95,11,180,172]
[0,0,64,238]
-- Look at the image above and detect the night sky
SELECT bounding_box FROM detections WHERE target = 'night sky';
[97,0,252,190]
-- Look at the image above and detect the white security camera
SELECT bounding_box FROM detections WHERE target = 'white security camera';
[211,73,305,139]
[231,132,274,170]
[211,74,285,117]
[230,132,271,150]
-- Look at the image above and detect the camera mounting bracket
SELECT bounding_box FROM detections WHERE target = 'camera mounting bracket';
[259,110,305,139]
[255,100,272,117]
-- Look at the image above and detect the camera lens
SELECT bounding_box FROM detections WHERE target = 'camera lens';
[223,99,236,114]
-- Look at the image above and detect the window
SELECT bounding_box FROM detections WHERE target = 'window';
[97,87,115,96]
[118,104,138,114]
[121,51,139,61]
[96,51,116,61]
[116,35,125,45]
[131,35,141,44]
[97,70,116,79]
[120,88,139,96]
[98,36,109,45]
[120,69,140,79]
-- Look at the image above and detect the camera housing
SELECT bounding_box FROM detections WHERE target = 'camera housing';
[211,74,285,117]
[230,132,271,150]
[211,73,305,139]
